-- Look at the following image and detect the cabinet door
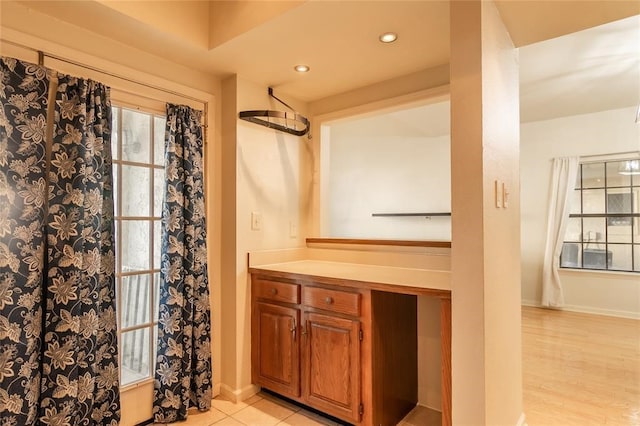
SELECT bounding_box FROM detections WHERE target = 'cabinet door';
[302,312,361,423]
[252,302,300,397]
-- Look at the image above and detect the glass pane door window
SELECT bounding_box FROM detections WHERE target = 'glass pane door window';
[112,105,166,387]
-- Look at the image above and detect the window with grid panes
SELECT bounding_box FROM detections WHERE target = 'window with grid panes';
[561,159,640,273]
[112,105,165,386]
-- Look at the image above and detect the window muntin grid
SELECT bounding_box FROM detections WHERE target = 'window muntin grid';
[112,105,166,387]
[560,160,640,273]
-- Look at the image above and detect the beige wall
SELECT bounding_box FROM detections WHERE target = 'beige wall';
[219,76,313,399]
[479,2,522,422]
[310,66,450,118]
[450,1,522,424]
[209,1,304,49]
[220,76,239,394]
[99,0,210,48]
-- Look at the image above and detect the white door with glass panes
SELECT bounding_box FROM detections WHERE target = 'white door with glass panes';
[112,104,165,424]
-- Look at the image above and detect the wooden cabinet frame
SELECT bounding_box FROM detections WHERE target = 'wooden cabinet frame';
[250,271,451,425]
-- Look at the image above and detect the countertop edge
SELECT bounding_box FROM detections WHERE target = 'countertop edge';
[249,260,451,297]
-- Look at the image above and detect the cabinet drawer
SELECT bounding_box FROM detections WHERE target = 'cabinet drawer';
[254,278,300,304]
[303,286,361,317]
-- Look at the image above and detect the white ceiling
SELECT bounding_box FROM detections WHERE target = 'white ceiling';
[520,14,640,123]
[343,14,640,134]
[206,0,451,101]
[1,1,638,123]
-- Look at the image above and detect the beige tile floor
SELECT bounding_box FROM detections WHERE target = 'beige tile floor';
[154,391,440,426]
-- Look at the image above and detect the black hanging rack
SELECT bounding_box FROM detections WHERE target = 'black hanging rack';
[238,88,310,137]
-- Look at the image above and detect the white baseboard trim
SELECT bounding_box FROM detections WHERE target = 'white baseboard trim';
[521,299,539,308]
[516,412,527,426]
[218,383,261,403]
[521,299,640,320]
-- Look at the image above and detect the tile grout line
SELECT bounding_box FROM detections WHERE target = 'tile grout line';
[275,406,302,425]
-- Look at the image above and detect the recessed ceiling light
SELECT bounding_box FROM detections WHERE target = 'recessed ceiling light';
[379,32,398,43]
[294,64,310,73]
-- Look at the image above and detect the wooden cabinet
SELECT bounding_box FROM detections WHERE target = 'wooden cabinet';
[251,272,419,426]
[252,302,300,397]
[303,311,361,423]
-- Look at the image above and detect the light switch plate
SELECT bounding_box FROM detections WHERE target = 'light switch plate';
[251,212,262,230]
[502,182,509,208]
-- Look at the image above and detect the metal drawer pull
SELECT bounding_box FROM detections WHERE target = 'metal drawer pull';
[270,288,278,296]
[325,296,333,305]
[290,318,296,340]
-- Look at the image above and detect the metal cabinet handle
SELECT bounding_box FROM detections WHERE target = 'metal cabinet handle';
[290,318,296,340]
[325,296,333,304]
[270,288,278,296]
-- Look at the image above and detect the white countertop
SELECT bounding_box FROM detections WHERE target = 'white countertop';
[249,260,451,293]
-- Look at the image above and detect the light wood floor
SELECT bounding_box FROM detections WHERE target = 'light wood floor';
[523,306,640,426]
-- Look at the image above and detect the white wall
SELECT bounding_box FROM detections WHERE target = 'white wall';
[521,106,640,318]
[324,104,451,240]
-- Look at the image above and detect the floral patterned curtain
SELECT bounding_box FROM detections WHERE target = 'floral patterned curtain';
[0,57,120,425]
[40,74,120,424]
[0,57,50,425]
[153,104,212,422]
